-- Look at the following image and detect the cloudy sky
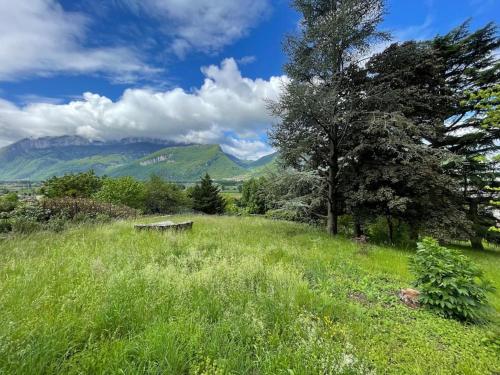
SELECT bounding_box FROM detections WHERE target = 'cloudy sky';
[0,0,498,159]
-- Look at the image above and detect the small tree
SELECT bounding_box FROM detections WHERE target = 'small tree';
[0,193,19,213]
[190,174,225,214]
[41,170,103,198]
[94,176,146,210]
[240,178,267,214]
[270,0,389,235]
[144,175,188,214]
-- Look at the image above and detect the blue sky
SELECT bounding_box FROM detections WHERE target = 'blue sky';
[0,0,498,159]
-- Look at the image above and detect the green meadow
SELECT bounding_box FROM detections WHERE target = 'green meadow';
[0,216,499,374]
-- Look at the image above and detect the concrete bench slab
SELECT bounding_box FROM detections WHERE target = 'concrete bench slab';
[134,220,193,231]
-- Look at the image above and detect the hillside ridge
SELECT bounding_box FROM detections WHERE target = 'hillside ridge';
[0,136,277,181]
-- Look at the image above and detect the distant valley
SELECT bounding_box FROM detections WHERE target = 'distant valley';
[0,136,277,181]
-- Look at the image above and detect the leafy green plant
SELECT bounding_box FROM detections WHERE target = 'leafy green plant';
[143,175,189,214]
[0,193,19,213]
[10,216,42,234]
[0,218,12,233]
[265,209,298,222]
[41,170,103,198]
[240,177,267,214]
[94,176,146,210]
[8,204,51,234]
[45,214,68,233]
[410,237,494,322]
[41,197,138,219]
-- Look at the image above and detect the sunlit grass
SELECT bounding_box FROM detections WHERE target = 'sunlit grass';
[0,215,498,374]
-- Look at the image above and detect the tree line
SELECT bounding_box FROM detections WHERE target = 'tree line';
[40,171,226,215]
[266,0,499,248]
[0,171,228,234]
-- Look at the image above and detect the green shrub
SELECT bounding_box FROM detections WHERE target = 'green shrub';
[240,177,267,214]
[265,209,298,222]
[143,175,189,214]
[0,218,12,233]
[45,214,68,233]
[366,216,412,245]
[41,170,103,198]
[410,237,494,322]
[41,197,138,219]
[11,204,51,222]
[223,194,241,215]
[338,215,355,236]
[0,193,19,213]
[11,217,42,234]
[8,204,50,234]
[94,176,146,210]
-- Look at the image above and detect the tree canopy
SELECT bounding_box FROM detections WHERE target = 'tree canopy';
[271,3,499,246]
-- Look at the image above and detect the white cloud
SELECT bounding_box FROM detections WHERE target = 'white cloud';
[393,15,435,41]
[0,0,157,81]
[360,13,436,65]
[221,139,273,160]
[122,0,271,57]
[237,56,257,65]
[0,58,287,158]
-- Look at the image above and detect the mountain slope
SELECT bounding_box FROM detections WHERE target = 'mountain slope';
[108,144,250,181]
[0,136,182,180]
[0,137,277,181]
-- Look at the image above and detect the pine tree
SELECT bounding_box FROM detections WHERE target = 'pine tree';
[350,39,467,241]
[362,23,499,247]
[459,85,500,246]
[191,174,225,215]
[431,24,499,249]
[344,112,466,242]
[270,0,388,235]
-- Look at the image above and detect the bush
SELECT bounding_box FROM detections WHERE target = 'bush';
[367,216,412,245]
[11,217,42,234]
[41,198,138,220]
[240,178,267,214]
[223,194,241,215]
[94,176,146,210]
[0,193,19,213]
[338,215,355,236]
[0,197,137,236]
[143,175,189,214]
[41,170,103,198]
[0,218,12,233]
[410,237,494,322]
[45,213,68,233]
[265,209,298,222]
[11,204,52,222]
[8,204,51,234]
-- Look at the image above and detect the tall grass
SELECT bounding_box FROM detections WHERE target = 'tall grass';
[0,216,498,374]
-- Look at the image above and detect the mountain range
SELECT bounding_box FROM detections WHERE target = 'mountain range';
[0,136,277,181]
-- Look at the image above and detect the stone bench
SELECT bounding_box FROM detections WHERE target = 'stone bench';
[134,220,193,231]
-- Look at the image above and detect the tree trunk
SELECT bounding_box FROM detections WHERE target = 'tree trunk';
[386,215,394,244]
[354,215,364,237]
[468,200,484,250]
[327,139,338,235]
[355,222,363,237]
[470,236,484,250]
[409,225,419,242]
[327,184,338,235]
